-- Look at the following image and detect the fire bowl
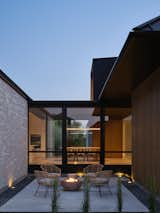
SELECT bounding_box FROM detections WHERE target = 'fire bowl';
[61,177,82,191]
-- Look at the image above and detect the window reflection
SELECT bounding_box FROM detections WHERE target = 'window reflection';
[67,107,100,164]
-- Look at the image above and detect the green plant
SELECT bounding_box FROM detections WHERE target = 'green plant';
[117,177,123,213]
[148,177,157,213]
[82,176,90,213]
[52,178,59,213]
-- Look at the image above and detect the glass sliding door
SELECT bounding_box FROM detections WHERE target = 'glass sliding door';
[66,107,100,164]
[46,114,62,164]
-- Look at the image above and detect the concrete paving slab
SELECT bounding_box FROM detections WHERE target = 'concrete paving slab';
[0,178,148,212]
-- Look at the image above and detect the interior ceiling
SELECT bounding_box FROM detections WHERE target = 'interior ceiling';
[30,106,129,121]
[93,107,131,119]
[30,107,101,127]
[29,108,46,119]
[100,32,160,103]
[44,107,62,115]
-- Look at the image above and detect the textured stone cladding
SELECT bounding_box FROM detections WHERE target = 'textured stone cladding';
[0,78,28,190]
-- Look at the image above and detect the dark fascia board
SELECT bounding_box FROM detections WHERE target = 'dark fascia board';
[98,31,160,101]
[29,100,130,108]
[133,15,160,31]
[0,69,32,101]
[29,100,102,108]
[92,57,117,62]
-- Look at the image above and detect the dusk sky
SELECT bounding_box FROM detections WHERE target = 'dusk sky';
[0,0,160,100]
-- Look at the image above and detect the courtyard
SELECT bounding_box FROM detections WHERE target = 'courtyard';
[0,177,148,213]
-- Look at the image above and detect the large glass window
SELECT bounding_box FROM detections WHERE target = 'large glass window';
[29,107,62,165]
[66,107,100,164]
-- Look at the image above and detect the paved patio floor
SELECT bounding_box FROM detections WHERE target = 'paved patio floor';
[0,178,148,212]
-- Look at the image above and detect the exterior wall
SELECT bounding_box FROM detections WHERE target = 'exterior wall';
[105,120,122,158]
[0,78,28,191]
[132,66,160,192]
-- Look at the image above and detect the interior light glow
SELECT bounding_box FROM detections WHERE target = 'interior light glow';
[73,161,78,165]
[67,128,100,131]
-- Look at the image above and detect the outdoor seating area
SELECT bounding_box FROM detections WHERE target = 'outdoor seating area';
[34,164,113,197]
[0,168,149,212]
[0,163,149,212]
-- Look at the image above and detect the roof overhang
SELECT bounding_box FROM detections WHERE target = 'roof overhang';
[99,31,160,106]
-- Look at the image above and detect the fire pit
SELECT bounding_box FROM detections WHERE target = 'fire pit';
[61,177,82,191]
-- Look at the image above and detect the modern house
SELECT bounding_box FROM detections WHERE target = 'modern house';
[0,15,160,193]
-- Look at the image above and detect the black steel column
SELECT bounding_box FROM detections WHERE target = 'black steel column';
[100,107,105,165]
[62,106,67,165]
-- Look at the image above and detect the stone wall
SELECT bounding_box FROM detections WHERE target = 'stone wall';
[0,78,28,191]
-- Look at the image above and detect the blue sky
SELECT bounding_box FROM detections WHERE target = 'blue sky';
[0,0,160,100]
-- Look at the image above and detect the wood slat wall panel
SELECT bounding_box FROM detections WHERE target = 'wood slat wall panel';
[132,66,160,192]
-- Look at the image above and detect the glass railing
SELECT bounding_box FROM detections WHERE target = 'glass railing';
[29,151,62,165]
[29,150,132,165]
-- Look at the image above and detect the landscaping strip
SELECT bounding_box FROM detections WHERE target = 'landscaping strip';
[0,175,34,207]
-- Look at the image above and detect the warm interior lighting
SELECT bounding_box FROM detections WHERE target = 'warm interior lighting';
[74,161,78,165]
[65,177,78,183]
[67,128,100,131]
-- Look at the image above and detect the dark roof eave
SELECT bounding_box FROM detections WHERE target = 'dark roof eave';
[98,31,134,100]
[98,31,160,101]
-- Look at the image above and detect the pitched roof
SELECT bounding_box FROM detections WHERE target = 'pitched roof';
[99,31,160,105]
[133,15,160,31]
[91,57,117,100]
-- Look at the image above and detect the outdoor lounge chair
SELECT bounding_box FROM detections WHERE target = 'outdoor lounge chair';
[83,164,104,175]
[89,170,113,196]
[34,170,55,197]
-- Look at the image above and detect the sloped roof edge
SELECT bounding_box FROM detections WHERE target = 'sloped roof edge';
[133,15,160,31]
[0,69,32,101]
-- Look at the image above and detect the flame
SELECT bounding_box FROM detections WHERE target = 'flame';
[65,177,78,183]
